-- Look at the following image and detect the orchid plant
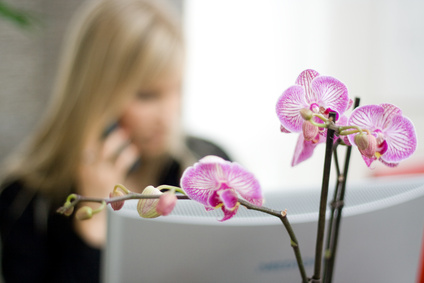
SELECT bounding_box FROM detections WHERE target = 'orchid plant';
[58,69,417,283]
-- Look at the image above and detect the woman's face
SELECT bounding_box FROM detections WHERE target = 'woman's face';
[119,74,181,158]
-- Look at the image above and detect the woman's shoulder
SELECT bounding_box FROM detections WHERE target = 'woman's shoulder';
[186,136,232,161]
[0,179,47,236]
[0,179,101,282]
[0,179,33,215]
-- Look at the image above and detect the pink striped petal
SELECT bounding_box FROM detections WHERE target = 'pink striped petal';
[225,162,263,206]
[379,159,399,168]
[291,134,325,166]
[361,155,377,168]
[347,98,354,111]
[347,105,384,145]
[378,103,402,129]
[180,156,226,207]
[276,85,309,132]
[311,76,349,114]
[381,115,417,163]
[280,125,291,133]
[295,69,320,103]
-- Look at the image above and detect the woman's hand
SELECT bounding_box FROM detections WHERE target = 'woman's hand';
[77,127,139,198]
[74,127,139,248]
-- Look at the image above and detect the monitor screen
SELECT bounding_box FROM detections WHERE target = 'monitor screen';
[103,175,424,283]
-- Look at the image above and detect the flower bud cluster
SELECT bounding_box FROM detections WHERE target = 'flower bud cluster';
[136,186,177,218]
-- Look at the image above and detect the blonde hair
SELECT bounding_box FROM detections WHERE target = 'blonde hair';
[1,0,185,202]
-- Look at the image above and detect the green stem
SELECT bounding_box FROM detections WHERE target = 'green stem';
[66,193,78,203]
[312,112,336,282]
[338,125,364,136]
[113,184,131,194]
[338,125,362,132]
[157,185,186,195]
[57,192,190,215]
[323,142,343,282]
[92,201,107,214]
[312,113,329,123]
[323,97,360,283]
[237,198,308,283]
[311,121,328,128]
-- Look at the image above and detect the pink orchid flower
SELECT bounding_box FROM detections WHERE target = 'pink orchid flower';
[180,156,263,221]
[276,69,351,166]
[347,103,417,167]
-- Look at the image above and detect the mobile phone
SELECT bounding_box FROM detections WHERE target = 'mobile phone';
[102,121,141,173]
[102,121,120,139]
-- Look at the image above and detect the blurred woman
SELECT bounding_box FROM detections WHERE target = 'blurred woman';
[0,0,229,282]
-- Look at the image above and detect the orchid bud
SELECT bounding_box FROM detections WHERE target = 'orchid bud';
[302,121,319,141]
[357,133,377,158]
[354,133,369,151]
[62,201,74,216]
[137,186,162,218]
[75,206,93,220]
[109,190,126,211]
[300,108,313,121]
[156,192,177,216]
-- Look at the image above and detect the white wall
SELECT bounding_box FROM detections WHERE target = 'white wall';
[182,0,424,192]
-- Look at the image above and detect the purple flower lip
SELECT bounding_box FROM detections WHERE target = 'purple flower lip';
[180,155,263,221]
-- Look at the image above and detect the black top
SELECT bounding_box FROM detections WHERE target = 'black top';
[0,136,230,283]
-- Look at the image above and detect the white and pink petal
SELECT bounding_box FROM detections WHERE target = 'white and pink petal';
[291,134,325,166]
[381,115,417,163]
[295,69,320,103]
[181,156,225,206]
[226,162,263,206]
[379,103,402,129]
[361,154,377,168]
[347,105,385,145]
[311,76,350,115]
[276,85,309,133]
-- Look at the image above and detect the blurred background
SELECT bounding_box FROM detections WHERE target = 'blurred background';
[1,1,424,282]
[1,0,423,194]
[182,0,424,191]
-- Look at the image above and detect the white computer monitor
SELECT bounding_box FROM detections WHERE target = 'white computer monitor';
[102,175,424,283]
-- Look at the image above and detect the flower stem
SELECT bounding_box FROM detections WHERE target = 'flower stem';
[310,120,328,128]
[92,201,107,214]
[57,192,190,215]
[312,113,329,123]
[237,198,308,283]
[337,129,357,136]
[113,184,131,194]
[312,112,337,282]
[323,97,360,283]
[338,125,362,134]
[157,185,186,195]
